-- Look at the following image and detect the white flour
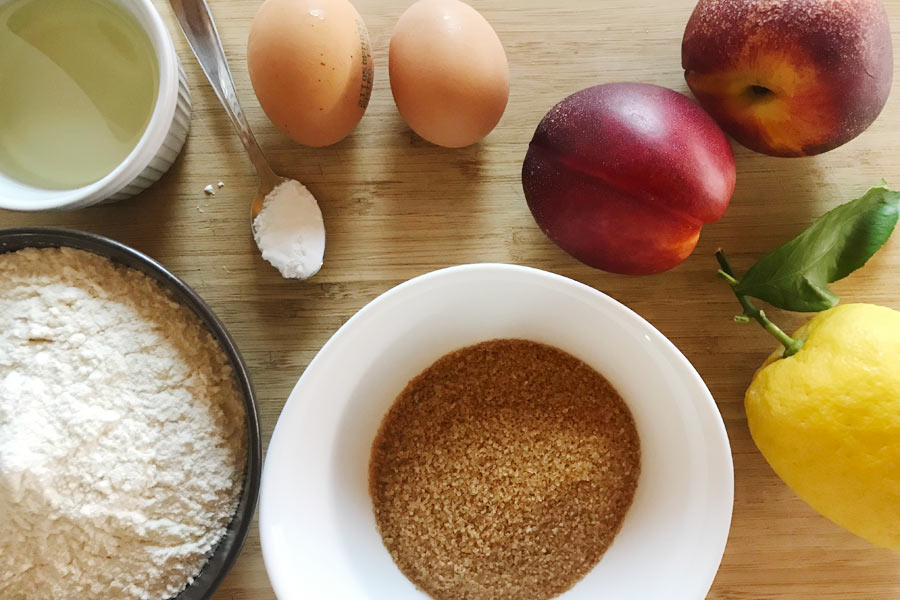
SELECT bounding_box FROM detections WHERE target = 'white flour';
[0,247,246,600]
[253,179,326,279]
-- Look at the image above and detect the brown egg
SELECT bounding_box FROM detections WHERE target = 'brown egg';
[247,0,373,147]
[389,0,509,148]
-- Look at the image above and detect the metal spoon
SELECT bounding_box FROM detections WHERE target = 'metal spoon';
[169,0,325,278]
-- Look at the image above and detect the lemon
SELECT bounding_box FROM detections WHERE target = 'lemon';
[745,303,900,550]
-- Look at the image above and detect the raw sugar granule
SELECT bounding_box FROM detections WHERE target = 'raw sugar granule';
[370,339,640,600]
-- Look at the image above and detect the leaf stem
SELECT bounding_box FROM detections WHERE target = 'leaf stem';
[716,250,804,358]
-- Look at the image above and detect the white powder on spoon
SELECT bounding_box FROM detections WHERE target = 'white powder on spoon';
[252,179,325,279]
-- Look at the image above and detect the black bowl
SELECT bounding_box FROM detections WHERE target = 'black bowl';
[0,226,262,600]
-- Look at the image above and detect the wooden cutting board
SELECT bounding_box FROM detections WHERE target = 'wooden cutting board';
[4,0,900,597]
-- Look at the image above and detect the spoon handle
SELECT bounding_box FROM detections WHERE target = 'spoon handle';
[168,0,279,186]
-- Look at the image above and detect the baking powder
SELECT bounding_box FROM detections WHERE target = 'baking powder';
[252,179,326,279]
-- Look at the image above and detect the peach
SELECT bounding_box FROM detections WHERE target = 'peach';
[522,83,736,275]
[682,0,893,157]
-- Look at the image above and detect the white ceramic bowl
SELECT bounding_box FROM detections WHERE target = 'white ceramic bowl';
[0,0,191,211]
[260,264,734,600]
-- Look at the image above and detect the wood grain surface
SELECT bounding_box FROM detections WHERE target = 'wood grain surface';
[4,0,900,597]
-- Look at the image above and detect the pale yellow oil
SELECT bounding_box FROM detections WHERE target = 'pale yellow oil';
[0,0,159,190]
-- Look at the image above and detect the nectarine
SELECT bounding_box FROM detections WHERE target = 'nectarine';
[682,0,893,157]
[522,83,736,275]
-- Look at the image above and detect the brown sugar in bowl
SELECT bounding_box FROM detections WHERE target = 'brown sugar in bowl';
[259,263,733,600]
[370,339,640,600]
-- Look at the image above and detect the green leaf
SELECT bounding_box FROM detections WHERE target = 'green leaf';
[735,183,900,312]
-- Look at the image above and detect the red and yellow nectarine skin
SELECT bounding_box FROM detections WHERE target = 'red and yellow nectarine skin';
[522,83,736,275]
[683,0,892,157]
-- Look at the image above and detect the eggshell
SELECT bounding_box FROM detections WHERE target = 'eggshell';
[248,0,373,147]
[389,0,509,148]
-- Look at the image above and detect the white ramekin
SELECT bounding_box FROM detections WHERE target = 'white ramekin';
[0,0,191,211]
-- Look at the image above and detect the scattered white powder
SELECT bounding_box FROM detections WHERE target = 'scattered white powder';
[0,247,247,600]
[252,179,325,280]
